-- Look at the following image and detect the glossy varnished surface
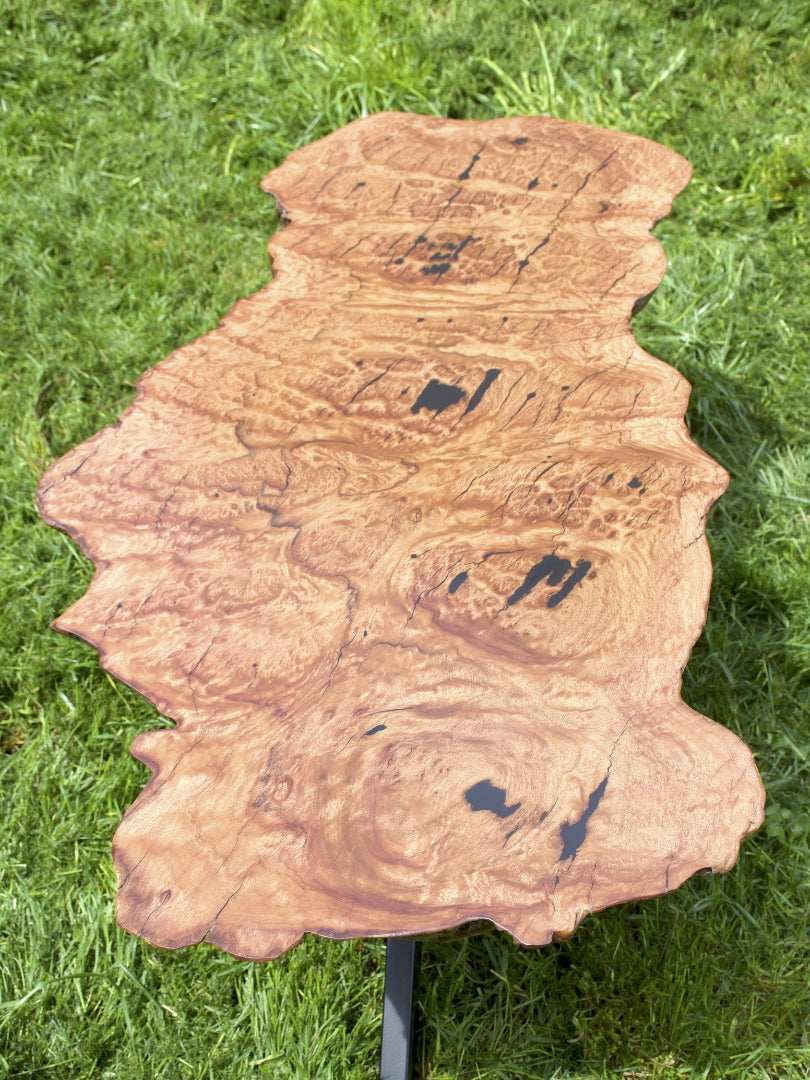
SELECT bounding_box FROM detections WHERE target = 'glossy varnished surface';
[38,113,764,960]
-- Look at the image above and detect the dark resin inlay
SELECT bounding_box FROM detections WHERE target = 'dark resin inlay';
[559,774,609,861]
[411,380,467,416]
[465,779,521,818]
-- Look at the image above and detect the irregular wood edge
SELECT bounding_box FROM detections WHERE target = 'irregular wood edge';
[35,113,766,960]
[38,113,722,735]
[37,111,697,660]
[153,845,761,963]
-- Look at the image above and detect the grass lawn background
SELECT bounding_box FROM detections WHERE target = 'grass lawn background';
[1,1,808,1077]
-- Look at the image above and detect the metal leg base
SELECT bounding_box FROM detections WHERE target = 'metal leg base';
[380,937,420,1080]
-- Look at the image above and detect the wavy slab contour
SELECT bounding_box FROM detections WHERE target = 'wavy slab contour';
[38,113,764,960]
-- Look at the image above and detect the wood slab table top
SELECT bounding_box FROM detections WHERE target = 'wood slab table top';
[38,112,765,961]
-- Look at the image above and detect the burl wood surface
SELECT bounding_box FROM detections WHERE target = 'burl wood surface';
[38,113,764,960]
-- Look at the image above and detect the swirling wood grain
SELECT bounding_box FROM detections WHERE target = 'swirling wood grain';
[38,113,764,960]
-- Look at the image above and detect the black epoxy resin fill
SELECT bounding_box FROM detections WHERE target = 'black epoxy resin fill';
[465,779,521,818]
[559,774,609,862]
[463,369,500,416]
[411,380,467,415]
[458,153,481,180]
[507,554,592,609]
[448,571,468,594]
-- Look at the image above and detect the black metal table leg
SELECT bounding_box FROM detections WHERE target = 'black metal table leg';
[380,937,420,1080]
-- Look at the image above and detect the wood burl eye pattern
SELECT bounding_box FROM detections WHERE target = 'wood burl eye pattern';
[38,113,765,961]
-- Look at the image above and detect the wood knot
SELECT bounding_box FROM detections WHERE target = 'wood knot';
[272,777,293,803]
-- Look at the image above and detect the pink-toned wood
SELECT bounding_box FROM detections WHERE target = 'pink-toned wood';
[38,113,764,961]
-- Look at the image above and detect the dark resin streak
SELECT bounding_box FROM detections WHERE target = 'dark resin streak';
[548,560,591,608]
[422,262,451,277]
[448,571,468,594]
[506,554,591,608]
[507,555,567,605]
[463,368,501,416]
[465,779,521,818]
[559,774,609,861]
[411,380,467,415]
[458,153,481,180]
[421,234,478,279]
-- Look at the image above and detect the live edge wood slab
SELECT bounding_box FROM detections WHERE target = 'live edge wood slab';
[38,113,765,961]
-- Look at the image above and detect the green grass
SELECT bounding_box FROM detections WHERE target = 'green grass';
[2,0,809,1076]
